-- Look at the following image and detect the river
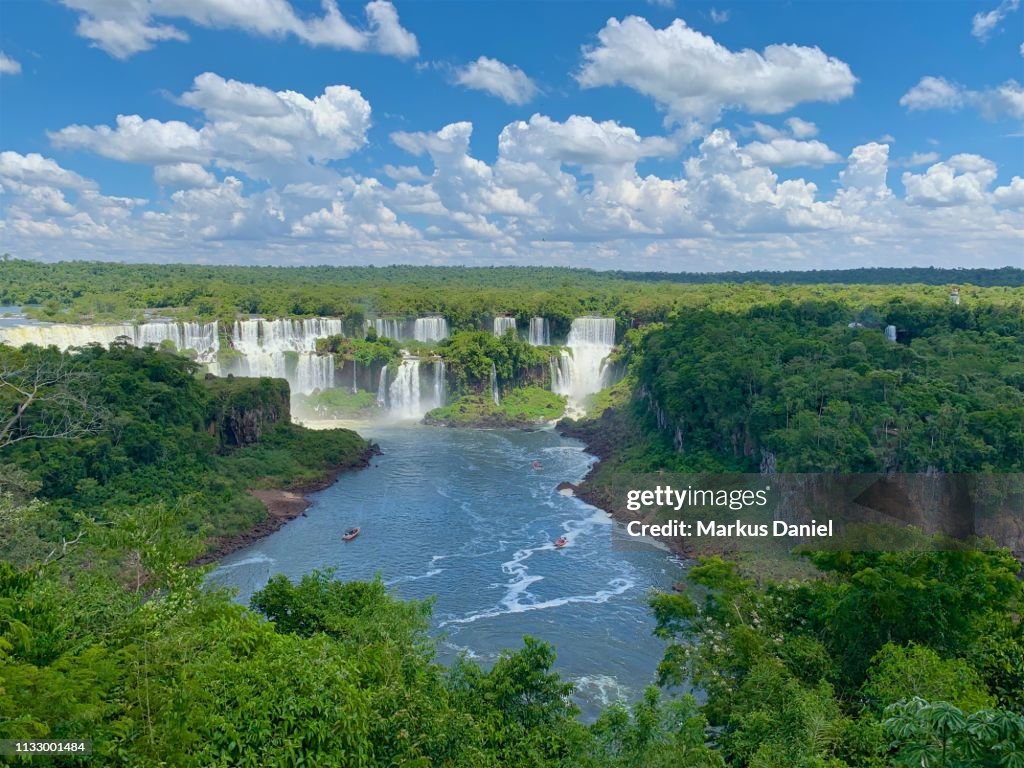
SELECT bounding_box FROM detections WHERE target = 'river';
[207,422,685,719]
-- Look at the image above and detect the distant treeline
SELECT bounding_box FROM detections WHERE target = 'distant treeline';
[2,258,1022,328]
[605,266,1024,286]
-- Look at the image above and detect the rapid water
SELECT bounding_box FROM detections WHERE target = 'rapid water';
[207,424,684,719]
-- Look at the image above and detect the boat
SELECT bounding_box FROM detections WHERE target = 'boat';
[342,527,360,542]
[554,536,568,549]
[532,461,543,471]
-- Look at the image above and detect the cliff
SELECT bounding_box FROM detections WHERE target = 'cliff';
[204,375,291,449]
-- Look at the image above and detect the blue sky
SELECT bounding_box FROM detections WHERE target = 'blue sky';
[0,0,1021,271]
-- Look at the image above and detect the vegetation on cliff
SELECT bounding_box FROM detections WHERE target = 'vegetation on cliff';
[425,388,567,428]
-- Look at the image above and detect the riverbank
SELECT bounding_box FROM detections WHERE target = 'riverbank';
[193,442,381,566]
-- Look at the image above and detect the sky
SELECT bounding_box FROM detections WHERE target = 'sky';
[0,0,1021,272]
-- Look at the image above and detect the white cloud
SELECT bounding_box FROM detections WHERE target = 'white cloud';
[454,56,538,105]
[497,114,678,167]
[51,72,372,180]
[4,114,1022,270]
[710,8,730,24]
[382,164,427,182]
[902,154,998,207]
[993,176,1024,207]
[743,138,841,167]
[972,0,1020,41]
[785,117,818,138]
[154,162,216,188]
[0,52,22,75]
[576,16,856,126]
[900,76,1024,120]
[901,151,940,167]
[59,0,417,59]
[52,115,206,165]
[0,151,97,190]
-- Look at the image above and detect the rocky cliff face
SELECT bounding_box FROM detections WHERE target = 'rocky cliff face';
[204,375,291,448]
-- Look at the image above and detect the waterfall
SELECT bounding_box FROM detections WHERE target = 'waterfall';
[369,318,407,340]
[493,317,517,337]
[528,317,550,346]
[0,320,221,362]
[230,317,342,354]
[376,365,388,408]
[214,317,343,395]
[431,360,447,410]
[388,358,422,419]
[551,317,616,410]
[490,361,500,406]
[352,360,358,393]
[414,317,449,342]
[885,325,897,343]
[293,354,335,395]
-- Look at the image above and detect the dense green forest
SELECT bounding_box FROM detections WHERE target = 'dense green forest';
[2,266,1023,765]
[630,299,1024,474]
[2,259,1023,331]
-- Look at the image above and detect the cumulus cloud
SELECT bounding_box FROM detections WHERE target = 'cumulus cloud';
[576,16,856,126]
[454,57,539,105]
[0,52,22,75]
[50,72,372,180]
[993,176,1024,207]
[742,138,841,167]
[900,76,1024,120]
[785,117,818,138]
[902,154,999,207]
[60,0,418,59]
[154,162,217,188]
[0,151,97,191]
[710,8,730,23]
[497,114,679,167]
[972,0,1020,41]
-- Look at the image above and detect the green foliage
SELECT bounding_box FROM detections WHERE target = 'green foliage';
[637,302,1024,472]
[425,388,566,428]
[883,698,1024,768]
[439,330,552,392]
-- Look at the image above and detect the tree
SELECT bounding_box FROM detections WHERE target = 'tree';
[0,349,104,449]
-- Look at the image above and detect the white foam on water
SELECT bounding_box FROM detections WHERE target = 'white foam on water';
[386,568,444,586]
[442,577,635,626]
[210,553,276,572]
[574,674,632,707]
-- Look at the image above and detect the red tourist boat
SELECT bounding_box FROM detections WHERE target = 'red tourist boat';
[554,536,568,549]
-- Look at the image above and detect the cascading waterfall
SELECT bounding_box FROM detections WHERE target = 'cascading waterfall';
[414,317,449,342]
[528,317,550,346]
[493,317,517,337]
[0,321,220,362]
[388,359,422,419]
[213,317,343,395]
[551,317,616,410]
[491,361,501,406]
[367,317,449,342]
[376,365,388,408]
[369,318,407,340]
[431,360,447,410]
[352,360,358,393]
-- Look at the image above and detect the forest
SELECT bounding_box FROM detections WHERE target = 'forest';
[1,263,1022,766]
